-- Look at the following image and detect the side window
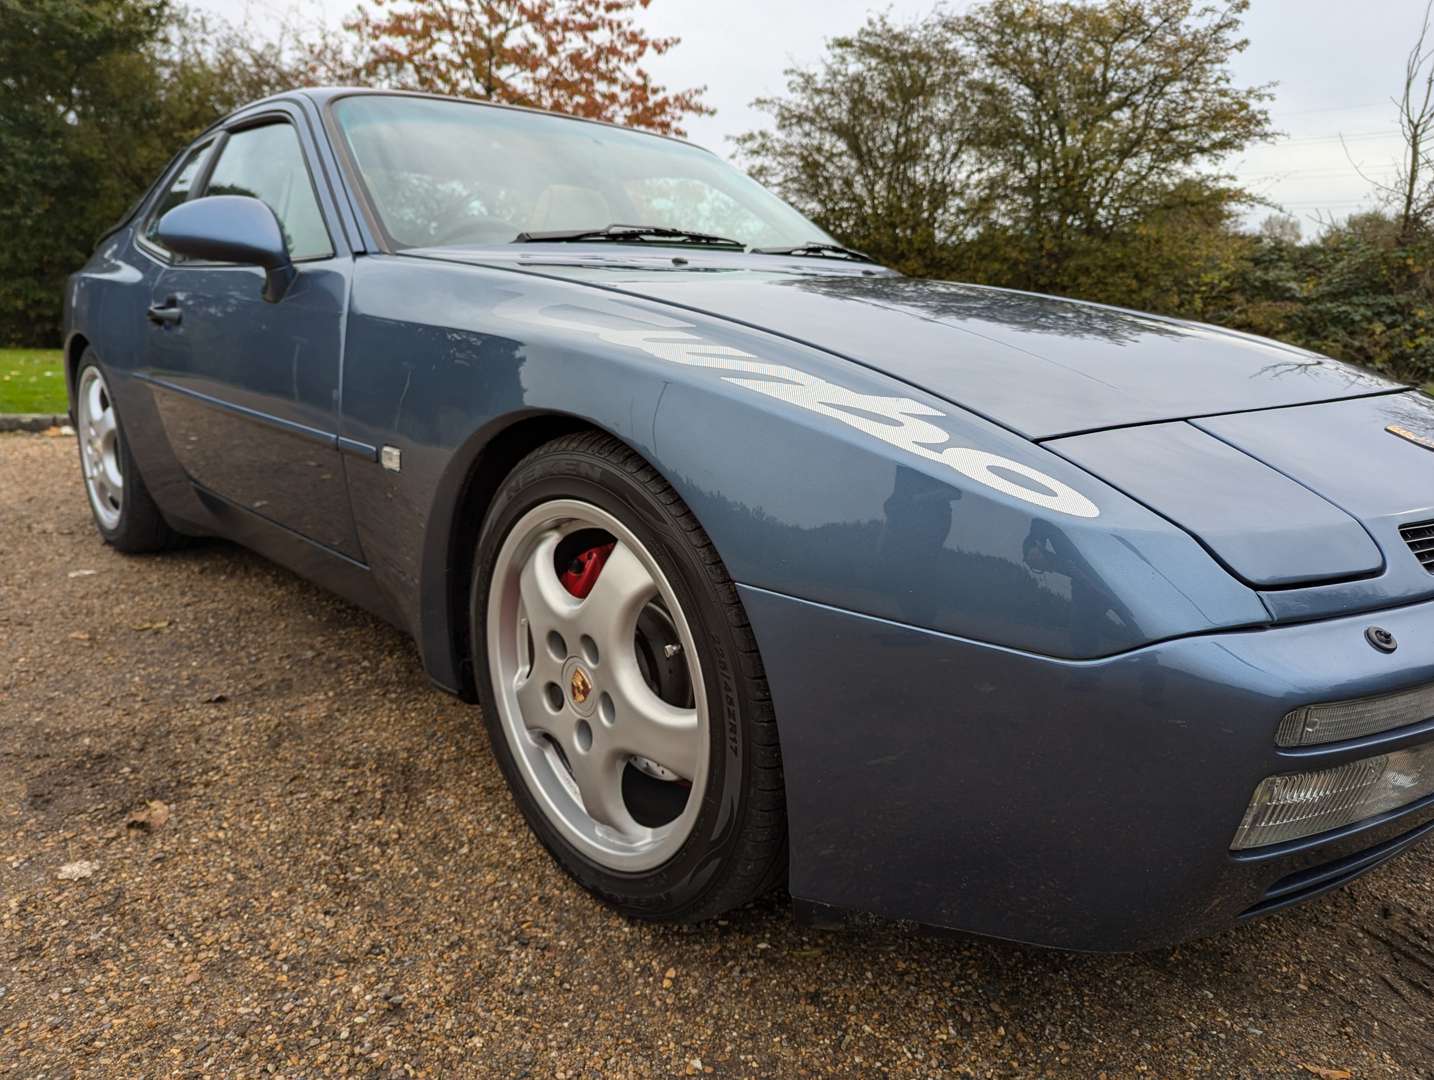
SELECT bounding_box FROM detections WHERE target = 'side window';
[203,122,334,261]
[142,140,213,251]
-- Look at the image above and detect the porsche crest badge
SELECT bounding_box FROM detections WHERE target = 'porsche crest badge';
[569,667,592,705]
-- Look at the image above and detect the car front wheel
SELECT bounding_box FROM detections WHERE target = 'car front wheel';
[472,431,787,920]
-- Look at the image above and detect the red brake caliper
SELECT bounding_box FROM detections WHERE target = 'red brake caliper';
[560,542,616,598]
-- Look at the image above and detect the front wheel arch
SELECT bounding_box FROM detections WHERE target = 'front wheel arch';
[423,412,598,700]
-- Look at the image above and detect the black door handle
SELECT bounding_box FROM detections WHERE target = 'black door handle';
[146,299,182,326]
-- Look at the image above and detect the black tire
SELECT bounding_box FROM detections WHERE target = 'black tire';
[471,431,787,920]
[74,350,182,553]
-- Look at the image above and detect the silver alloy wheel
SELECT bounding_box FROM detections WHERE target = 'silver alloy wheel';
[77,366,123,530]
[488,499,709,872]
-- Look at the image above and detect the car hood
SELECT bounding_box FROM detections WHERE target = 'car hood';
[404,248,1400,439]
[1049,392,1434,603]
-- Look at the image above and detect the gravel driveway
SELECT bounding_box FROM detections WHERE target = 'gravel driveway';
[3,431,1434,1079]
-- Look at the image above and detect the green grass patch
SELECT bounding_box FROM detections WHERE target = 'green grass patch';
[0,348,67,415]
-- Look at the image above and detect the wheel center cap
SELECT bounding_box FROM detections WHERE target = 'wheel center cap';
[563,658,597,717]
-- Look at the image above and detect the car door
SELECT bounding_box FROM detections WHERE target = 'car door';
[143,107,363,560]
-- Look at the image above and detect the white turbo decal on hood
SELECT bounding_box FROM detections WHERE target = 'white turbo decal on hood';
[523,304,1100,519]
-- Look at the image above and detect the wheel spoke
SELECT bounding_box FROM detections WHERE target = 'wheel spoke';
[514,649,563,737]
[518,530,579,635]
[86,379,105,431]
[609,659,701,781]
[101,446,124,492]
[578,542,656,655]
[566,744,641,835]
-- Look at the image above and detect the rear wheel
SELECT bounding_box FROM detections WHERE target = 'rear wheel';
[472,432,786,920]
[74,352,181,552]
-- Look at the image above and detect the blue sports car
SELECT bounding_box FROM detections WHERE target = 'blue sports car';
[64,88,1434,951]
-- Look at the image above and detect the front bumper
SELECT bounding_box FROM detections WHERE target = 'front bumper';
[740,584,1434,951]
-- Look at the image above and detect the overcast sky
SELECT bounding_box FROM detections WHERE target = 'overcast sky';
[193,0,1427,233]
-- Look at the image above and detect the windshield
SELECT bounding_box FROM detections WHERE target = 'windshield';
[332,94,832,251]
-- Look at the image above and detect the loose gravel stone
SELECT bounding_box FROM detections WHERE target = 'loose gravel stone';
[4,431,1434,1077]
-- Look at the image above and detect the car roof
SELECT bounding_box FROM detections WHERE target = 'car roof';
[218,86,712,156]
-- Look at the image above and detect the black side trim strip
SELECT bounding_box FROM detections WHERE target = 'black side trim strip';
[136,372,335,448]
[337,436,378,461]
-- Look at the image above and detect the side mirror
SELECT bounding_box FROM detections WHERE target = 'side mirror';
[155,195,297,303]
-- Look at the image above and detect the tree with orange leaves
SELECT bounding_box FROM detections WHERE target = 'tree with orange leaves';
[316,0,711,136]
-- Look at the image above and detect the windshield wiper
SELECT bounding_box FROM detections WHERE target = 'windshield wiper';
[753,241,876,263]
[512,223,747,248]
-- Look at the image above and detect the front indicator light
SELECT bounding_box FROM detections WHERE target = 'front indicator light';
[1278,681,1434,747]
[1232,742,1434,850]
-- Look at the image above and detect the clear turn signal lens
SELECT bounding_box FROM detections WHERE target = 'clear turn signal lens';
[1278,682,1434,747]
[1232,742,1434,850]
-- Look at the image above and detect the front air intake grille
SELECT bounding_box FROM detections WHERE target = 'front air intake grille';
[1239,813,1434,919]
[1401,520,1434,572]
